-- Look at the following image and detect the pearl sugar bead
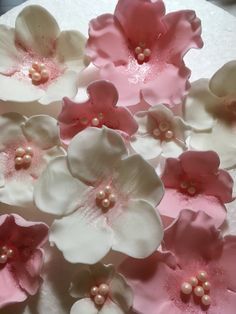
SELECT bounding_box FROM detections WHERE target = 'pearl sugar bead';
[197,271,208,282]
[98,283,109,296]
[194,286,204,297]
[0,254,7,264]
[91,286,99,296]
[29,62,50,83]
[201,295,211,306]
[94,294,105,305]
[181,282,192,295]
[189,276,198,287]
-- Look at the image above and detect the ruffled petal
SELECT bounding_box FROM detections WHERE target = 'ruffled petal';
[69,267,94,298]
[131,134,162,160]
[70,298,98,314]
[68,127,127,184]
[161,140,185,158]
[110,274,133,312]
[15,5,60,57]
[100,300,124,314]
[111,199,163,258]
[50,210,113,264]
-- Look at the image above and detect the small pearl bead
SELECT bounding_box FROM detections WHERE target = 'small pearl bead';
[181,282,192,295]
[194,286,204,297]
[39,63,46,71]
[90,286,99,296]
[1,246,8,253]
[165,130,174,139]
[98,283,109,296]
[23,154,32,164]
[137,53,145,61]
[41,69,49,79]
[97,190,105,200]
[188,186,196,195]
[98,113,104,120]
[180,182,188,189]
[135,46,142,54]
[201,295,211,306]
[32,62,39,71]
[153,128,161,138]
[0,254,7,264]
[159,121,169,132]
[202,281,211,291]
[108,194,116,203]
[143,48,151,57]
[91,118,99,126]
[197,271,208,282]
[189,276,198,287]
[94,294,105,305]
[15,157,23,165]
[7,249,14,258]
[102,198,110,208]
[29,67,36,76]
[25,146,33,156]
[104,185,112,194]
[80,117,88,125]
[15,147,25,157]
[32,72,41,82]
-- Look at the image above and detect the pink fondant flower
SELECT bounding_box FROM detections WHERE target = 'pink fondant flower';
[0,112,65,208]
[58,80,138,145]
[184,61,236,169]
[0,214,48,309]
[158,151,233,227]
[120,209,236,314]
[86,0,203,107]
[34,127,164,264]
[69,263,133,314]
[0,5,87,105]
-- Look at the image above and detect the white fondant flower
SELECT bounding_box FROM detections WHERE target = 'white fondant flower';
[0,112,65,207]
[34,127,164,264]
[0,5,87,105]
[130,104,187,161]
[69,263,133,314]
[184,61,236,169]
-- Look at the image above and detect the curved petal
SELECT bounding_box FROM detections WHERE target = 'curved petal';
[100,300,124,314]
[50,210,113,264]
[161,157,183,188]
[34,156,88,216]
[114,154,164,207]
[15,5,60,57]
[110,273,133,312]
[161,140,185,158]
[69,267,94,298]
[70,298,98,314]
[130,134,162,160]
[68,127,127,184]
[111,199,163,258]
[90,263,115,285]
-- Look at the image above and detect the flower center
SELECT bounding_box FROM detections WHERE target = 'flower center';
[0,245,15,264]
[134,42,151,64]
[152,120,174,141]
[90,283,110,306]
[180,180,198,196]
[29,62,50,84]
[96,185,116,211]
[15,146,34,168]
[181,270,211,307]
[80,113,104,127]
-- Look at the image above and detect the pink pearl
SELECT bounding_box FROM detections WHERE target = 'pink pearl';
[98,113,104,120]
[189,276,198,287]
[7,249,14,258]
[188,186,197,196]
[25,146,33,156]
[32,72,41,82]
[41,69,49,79]
[94,294,105,305]
[90,286,99,296]
[137,53,145,61]
[197,270,208,282]
[32,62,40,71]
[143,48,151,57]
[0,254,7,264]
[29,68,36,76]
[202,281,211,291]
[102,198,110,208]
[153,128,161,138]
[180,181,188,189]
[135,46,142,54]
[181,282,192,295]
[201,295,211,306]
[108,194,116,203]
[91,118,99,126]
[194,286,204,297]
[98,283,109,296]
[165,130,174,139]
[23,154,32,164]
[39,63,46,71]
[80,117,88,125]
[97,190,105,200]
[15,147,25,157]
[15,157,23,165]
[104,185,112,194]
[1,246,8,253]
[159,121,169,132]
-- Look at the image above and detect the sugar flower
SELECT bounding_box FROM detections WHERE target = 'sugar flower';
[86,0,203,107]
[34,127,164,264]
[0,214,48,309]
[0,112,65,207]
[184,61,236,169]
[58,80,138,145]
[158,151,233,227]
[120,209,236,314]
[0,5,87,105]
[69,263,133,314]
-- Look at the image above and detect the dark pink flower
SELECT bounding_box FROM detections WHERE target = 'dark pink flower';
[58,81,138,145]
[120,209,236,314]
[0,214,48,309]
[158,151,233,227]
[86,0,203,107]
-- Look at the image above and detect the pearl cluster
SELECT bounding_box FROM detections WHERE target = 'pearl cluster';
[0,245,14,264]
[96,185,116,210]
[181,270,211,306]
[15,146,33,167]
[29,62,50,84]
[80,113,104,127]
[90,283,109,306]
[180,181,197,196]
[134,42,151,63]
[152,120,174,141]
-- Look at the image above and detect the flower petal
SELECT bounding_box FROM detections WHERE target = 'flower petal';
[34,156,88,216]
[114,154,164,207]
[161,140,185,158]
[100,300,124,314]
[15,5,60,57]
[69,267,94,298]
[70,298,98,314]
[68,127,127,184]
[110,273,133,312]
[131,134,162,160]
[50,210,113,264]
[111,199,163,258]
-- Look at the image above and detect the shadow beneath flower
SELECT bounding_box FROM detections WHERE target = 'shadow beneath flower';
[2,291,40,314]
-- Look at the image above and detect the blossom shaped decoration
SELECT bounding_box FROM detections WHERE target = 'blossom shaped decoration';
[0,213,48,309]
[158,151,233,227]
[0,5,87,105]
[69,263,133,314]
[130,104,187,160]
[86,0,203,107]
[0,112,65,207]
[120,209,236,314]
[34,127,164,264]
[58,80,138,145]
[184,61,236,169]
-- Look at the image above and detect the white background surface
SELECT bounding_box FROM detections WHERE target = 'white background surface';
[0,1,236,313]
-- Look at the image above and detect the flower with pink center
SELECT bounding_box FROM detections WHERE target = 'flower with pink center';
[0,213,48,309]
[58,80,138,145]
[86,0,203,108]
[120,209,236,314]
[158,151,233,227]
[0,5,87,105]
[69,263,133,314]
[0,112,65,208]
[34,127,164,264]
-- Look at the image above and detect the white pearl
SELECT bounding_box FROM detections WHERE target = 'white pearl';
[90,286,99,296]
[7,249,14,258]
[202,281,211,291]
[135,46,142,54]
[189,276,198,287]
[153,128,161,138]
[104,185,112,194]
[39,63,46,71]
[96,190,105,200]
[15,157,23,165]
[41,69,49,79]
[159,121,169,132]
[15,147,25,157]
[137,53,145,61]
[194,286,204,297]
[108,194,116,203]
[32,72,41,82]
[25,146,33,156]
[32,62,39,71]
[91,118,99,126]
[98,283,109,296]
[165,130,174,139]
[102,198,110,208]
[180,182,188,189]
[94,294,105,305]
[143,48,151,57]
[0,254,7,264]
[181,282,192,295]
[201,295,211,306]
[23,154,32,164]
[29,67,36,76]
[197,270,208,282]
[188,186,196,196]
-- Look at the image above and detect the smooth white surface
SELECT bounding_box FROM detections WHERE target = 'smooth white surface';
[0,1,236,313]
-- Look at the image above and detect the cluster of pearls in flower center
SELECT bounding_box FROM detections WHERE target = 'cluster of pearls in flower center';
[152,120,174,141]
[15,146,33,167]
[80,113,104,127]
[0,245,14,264]
[181,270,211,306]
[134,42,151,63]
[96,185,116,210]
[29,62,50,84]
[180,181,197,196]
[90,283,109,306]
